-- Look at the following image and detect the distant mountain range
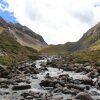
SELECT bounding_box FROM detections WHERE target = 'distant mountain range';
[41,22,100,54]
[0,16,100,65]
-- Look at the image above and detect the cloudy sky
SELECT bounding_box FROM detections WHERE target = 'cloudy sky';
[0,0,100,44]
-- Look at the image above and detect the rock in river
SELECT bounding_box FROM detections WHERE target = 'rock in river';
[12,84,31,90]
[74,92,94,100]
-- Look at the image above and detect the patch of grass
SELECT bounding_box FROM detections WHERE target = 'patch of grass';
[70,50,100,64]
[90,44,100,50]
[0,55,15,66]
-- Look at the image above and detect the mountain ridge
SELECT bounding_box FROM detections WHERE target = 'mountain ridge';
[0,17,47,50]
[40,22,100,54]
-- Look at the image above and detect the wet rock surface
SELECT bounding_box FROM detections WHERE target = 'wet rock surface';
[0,56,100,100]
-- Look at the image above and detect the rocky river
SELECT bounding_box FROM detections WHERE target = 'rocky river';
[0,56,100,100]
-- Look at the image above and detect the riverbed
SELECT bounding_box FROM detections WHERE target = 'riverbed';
[0,57,100,100]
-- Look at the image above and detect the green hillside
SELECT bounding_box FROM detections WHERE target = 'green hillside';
[0,30,38,66]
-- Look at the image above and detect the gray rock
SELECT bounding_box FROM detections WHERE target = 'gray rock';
[12,84,31,90]
[74,92,94,100]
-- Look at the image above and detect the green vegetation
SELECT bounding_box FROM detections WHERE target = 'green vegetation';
[0,55,14,66]
[40,45,66,55]
[70,50,100,64]
[90,44,100,50]
[40,42,73,55]
[0,30,38,66]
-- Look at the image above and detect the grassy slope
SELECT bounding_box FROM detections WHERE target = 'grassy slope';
[0,30,38,66]
[90,44,100,50]
[40,45,67,55]
[89,39,100,50]
[69,50,100,64]
[40,42,74,55]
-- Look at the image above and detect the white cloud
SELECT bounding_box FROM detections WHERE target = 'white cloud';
[1,0,100,44]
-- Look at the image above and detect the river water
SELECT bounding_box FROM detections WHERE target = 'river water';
[0,58,100,100]
[30,59,100,100]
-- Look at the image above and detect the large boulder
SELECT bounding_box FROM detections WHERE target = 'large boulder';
[74,92,94,100]
[39,80,54,87]
[66,84,84,91]
[0,65,9,78]
[21,91,43,99]
[12,84,31,90]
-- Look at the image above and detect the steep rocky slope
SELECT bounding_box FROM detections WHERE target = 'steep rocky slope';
[0,17,47,50]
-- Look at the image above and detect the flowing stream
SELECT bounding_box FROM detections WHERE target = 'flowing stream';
[0,58,100,100]
[30,59,100,99]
